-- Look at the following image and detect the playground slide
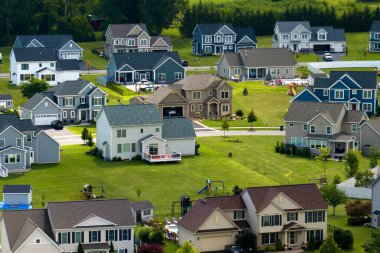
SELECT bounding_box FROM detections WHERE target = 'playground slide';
[198,186,208,194]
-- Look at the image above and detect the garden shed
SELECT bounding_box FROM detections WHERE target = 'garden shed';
[2,185,32,207]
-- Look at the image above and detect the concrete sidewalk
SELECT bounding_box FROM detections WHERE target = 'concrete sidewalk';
[196,130,285,137]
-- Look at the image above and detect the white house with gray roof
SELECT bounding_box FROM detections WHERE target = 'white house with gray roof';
[21,79,107,125]
[104,24,173,58]
[0,95,13,109]
[2,199,153,253]
[272,21,346,53]
[10,35,82,85]
[217,48,297,80]
[96,104,195,162]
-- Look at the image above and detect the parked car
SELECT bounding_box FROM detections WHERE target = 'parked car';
[51,120,63,130]
[225,245,244,253]
[323,52,333,61]
[181,60,188,67]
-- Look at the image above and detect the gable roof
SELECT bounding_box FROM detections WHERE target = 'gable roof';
[204,195,246,210]
[245,184,327,213]
[162,117,196,139]
[174,74,228,91]
[12,48,57,62]
[146,86,188,105]
[343,110,367,123]
[130,201,154,211]
[284,102,345,123]
[196,23,235,35]
[235,27,257,43]
[367,117,380,133]
[151,36,173,47]
[0,94,12,100]
[21,93,57,111]
[56,60,80,71]
[48,79,93,96]
[314,71,377,89]
[14,34,73,49]
[112,51,181,70]
[275,21,312,33]
[2,209,55,252]
[0,114,40,133]
[238,48,297,67]
[370,20,380,32]
[3,185,31,194]
[310,26,345,42]
[100,104,162,126]
[108,24,148,38]
[222,53,245,67]
[47,199,136,229]
[178,200,218,233]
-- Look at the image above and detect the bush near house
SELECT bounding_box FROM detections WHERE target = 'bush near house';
[345,200,371,226]
[333,228,354,250]
[274,142,311,158]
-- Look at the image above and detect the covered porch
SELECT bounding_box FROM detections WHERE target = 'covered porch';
[282,222,308,249]
[82,242,110,253]
[140,135,181,163]
[115,71,134,84]
[77,105,90,121]
[330,134,358,158]
[246,67,266,79]
[369,41,380,52]
[205,97,220,119]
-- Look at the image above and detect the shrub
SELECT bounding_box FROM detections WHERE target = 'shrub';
[347,216,371,226]
[275,239,283,251]
[148,230,164,244]
[86,147,99,156]
[138,227,153,243]
[131,154,142,160]
[265,245,277,252]
[242,87,248,96]
[333,175,342,185]
[308,235,317,251]
[88,119,96,124]
[137,243,163,253]
[235,109,244,118]
[274,141,280,153]
[345,200,371,217]
[112,156,123,161]
[74,121,81,125]
[195,141,200,155]
[235,231,257,251]
[333,228,354,250]
[299,147,311,157]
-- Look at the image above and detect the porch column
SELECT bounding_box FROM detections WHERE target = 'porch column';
[305,230,308,243]
[256,67,258,78]
[284,232,287,246]
[346,142,349,152]
[217,103,219,116]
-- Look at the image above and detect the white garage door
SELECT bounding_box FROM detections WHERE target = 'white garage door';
[62,52,80,60]
[34,114,59,125]
[200,235,233,252]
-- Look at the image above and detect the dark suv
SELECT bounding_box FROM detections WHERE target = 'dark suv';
[51,120,63,130]
[225,245,244,253]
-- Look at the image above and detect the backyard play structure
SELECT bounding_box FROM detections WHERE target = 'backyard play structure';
[286,83,298,96]
[171,194,193,217]
[80,184,107,199]
[198,179,225,194]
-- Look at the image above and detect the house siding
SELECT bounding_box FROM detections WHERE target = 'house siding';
[35,132,60,163]
[360,124,380,150]
[166,138,195,156]
[154,59,185,84]
[372,179,380,227]
[3,193,30,205]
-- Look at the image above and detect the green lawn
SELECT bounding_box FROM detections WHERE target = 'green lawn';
[342,32,380,61]
[0,46,11,73]
[67,124,96,137]
[0,78,27,107]
[200,81,297,127]
[78,41,108,70]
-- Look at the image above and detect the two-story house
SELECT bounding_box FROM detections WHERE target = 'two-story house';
[107,52,185,85]
[96,104,196,162]
[0,95,13,109]
[192,24,257,55]
[130,74,233,119]
[21,79,107,125]
[178,184,327,252]
[0,114,60,176]
[2,199,154,253]
[10,35,82,85]
[104,24,173,58]
[272,21,346,53]
[369,20,380,52]
[217,48,297,80]
[292,71,379,115]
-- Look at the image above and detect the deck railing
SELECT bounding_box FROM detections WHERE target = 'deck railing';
[0,164,8,177]
[143,150,181,163]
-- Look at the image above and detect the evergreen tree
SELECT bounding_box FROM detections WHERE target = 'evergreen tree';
[319,234,341,253]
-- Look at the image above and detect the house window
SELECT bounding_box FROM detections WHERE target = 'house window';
[89,231,100,243]
[318,34,326,40]
[307,229,324,241]
[225,36,233,43]
[352,90,357,95]
[375,33,380,40]
[293,34,298,40]
[282,34,289,40]
[335,90,344,99]
[204,36,212,43]
[303,124,308,131]
[326,126,331,135]
[221,91,229,99]
[261,215,282,227]
[323,89,328,96]
[192,91,201,100]
[158,73,166,82]
[363,90,372,99]
[156,128,160,133]
[140,39,148,46]
[120,229,131,241]
[63,111,67,118]
[64,97,74,106]
[72,231,83,243]
[120,39,125,45]
[128,39,135,46]
[229,45,234,50]
[93,97,102,106]
[222,104,229,112]
[131,143,136,152]
[270,68,280,75]
[117,129,127,138]
[310,125,316,134]
[114,39,119,45]
[0,139,4,147]
[81,97,85,104]
[262,233,277,244]
[234,210,245,220]
[50,63,54,67]
[285,68,290,75]
[20,74,34,81]
[107,230,116,241]
[174,72,183,79]
[26,133,32,142]
[117,144,122,153]
[305,211,325,223]
[198,104,202,111]
[36,239,40,243]
[310,140,327,149]
[149,144,158,155]
[16,138,22,147]
[301,34,308,40]
[363,103,372,112]
[143,209,151,215]
[39,63,42,67]
[41,74,55,81]
[5,154,21,164]
[60,232,70,244]
[71,111,75,118]
[216,36,222,43]
[21,64,29,70]
[191,105,195,111]
[234,68,241,75]
[351,124,358,132]
[291,137,307,147]
[287,212,298,221]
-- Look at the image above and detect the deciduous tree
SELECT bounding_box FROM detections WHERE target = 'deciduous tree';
[320,184,347,216]
[20,77,49,98]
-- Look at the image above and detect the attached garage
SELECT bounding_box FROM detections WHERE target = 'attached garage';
[313,44,331,52]
[34,114,59,126]
[62,52,81,60]
[163,106,183,117]
[199,235,234,252]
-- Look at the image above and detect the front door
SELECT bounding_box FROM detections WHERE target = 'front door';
[215,46,222,54]
[293,44,297,51]
[136,211,142,222]
[352,103,357,110]
[288,231,296,245]
[140,73,147,81]
[81,111,87,121]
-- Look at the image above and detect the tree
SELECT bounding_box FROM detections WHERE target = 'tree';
[175,241,200,253]
[148,229,164,244]
[247,109,257,129]
[333,175,342,185]
[81,127,89,144]
[235,109,244,118]
[109,241,115,253]
[235,231,257,252]
[344,150,362,178]
[319,234,341,253]
[320,184,347,216]
[20,77,49,98]
[87,131,94,148]
[369,147,380,169]
[232,185,242,195]
[308,235,316,251]
[138,226,153,243]
[363,228,380,253]
[221,117,229,137]
[137,243,163,253]
[316,146,331,176]
[78,243,84,253]
[355,169,374,187]
[242,87,248,96]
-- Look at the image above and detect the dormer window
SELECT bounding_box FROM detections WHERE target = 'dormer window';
[293,34,298,40]
[318,33,327,40]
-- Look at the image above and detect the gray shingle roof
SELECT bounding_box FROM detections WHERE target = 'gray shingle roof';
[56,60,80,71]
[0,94,12,100]
[130,200,154,211]
[367,117,380,133]
[46,199,137,229]
[21,93,52,111]
[196,23,235,35]
[0,114,40,133]
[178,200,218,233]
[223,52,245,67]
[343,110,366,123]
[146,86,188,105]
[314,71,377,89]
[14,34,73,49]
[3,185,31,193]
[112,51,181,70]
[151,35,173,47]
[235,27,257,43]
[284,102,345,123]
[370,20,380,32]
[48,79,91,96]
[275,21,312,33]
[108,24,148,38]
[101,104,162,126]
[162,117,196,139]
[12,48,57,62]
[174,74,227,91]
[238,48,297,67]
[310,26,346,42]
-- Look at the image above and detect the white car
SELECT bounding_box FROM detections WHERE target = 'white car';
[323,52,333,61]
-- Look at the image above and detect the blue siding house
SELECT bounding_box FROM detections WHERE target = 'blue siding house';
[369,20,380,52]
[292,71,379,115]
[192,24,257,55]
[107,51,185,84]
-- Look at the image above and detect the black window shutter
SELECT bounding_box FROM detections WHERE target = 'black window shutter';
[119,229,122,241]
[81,232,84,243]
[280,215,282,225]
[68,233,71,244]
[71,232,74,243]
[62,98,65,106]
[98,230,101,242]
[106,230,109,241]
[128,229,131,240]
[115,230,118,241]
[58,233,61,244]
[89,231,92,243]
[92,98,95,105]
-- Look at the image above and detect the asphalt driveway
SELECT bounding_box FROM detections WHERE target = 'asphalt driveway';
[44,128,84,145]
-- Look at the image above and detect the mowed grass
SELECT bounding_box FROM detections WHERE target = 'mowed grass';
[0,46,11,73]
[78,41,108,70]
[67,124,96,136]
[0,78,27,107]
[200,81,297,127]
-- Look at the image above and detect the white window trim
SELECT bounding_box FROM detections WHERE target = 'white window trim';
[140,39,148,47]
[70,111,75,118]
[93,97,102,106]
[362,103,372,112]
[204,36,212,44]
[174,72,183,79]
[335,90,344,99]
[192,91,201,100]
[325,126,332,135]
[318,33,327,40]
[310,125,316,134]
[16,138,22,147]
[128,39,135,46]
[63,111,67,118]
[323,89,328,96]
[303,124,308,131]
[351,124,358,133]
[363,90,372,99]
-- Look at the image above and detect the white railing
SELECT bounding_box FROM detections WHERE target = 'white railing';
[0,164,8,177]
[143,150,181,163]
